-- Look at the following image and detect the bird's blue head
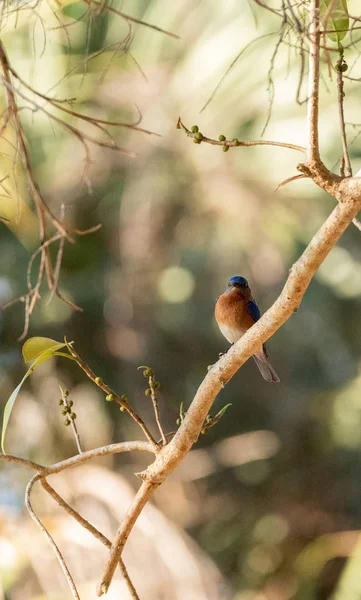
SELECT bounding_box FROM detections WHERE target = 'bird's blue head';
[228,275,249,289]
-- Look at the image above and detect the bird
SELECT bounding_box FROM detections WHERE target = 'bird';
[215,275,280,382]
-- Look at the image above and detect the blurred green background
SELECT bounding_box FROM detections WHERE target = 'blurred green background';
[1,0,361,598]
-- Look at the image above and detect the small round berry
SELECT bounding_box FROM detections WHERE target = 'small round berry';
[154,381,161,390]
[232,138,240,146]
[191,125,199,133]
[95,377,103,385]
[218,134,226,141]
[105,393,114,402]
[143,368,154,378]
[194,138,201,144]
[71,412,77,420]
[222,145,229,152]
[65,418,71,426]
[59,399,64,406]
[145,388,152,397]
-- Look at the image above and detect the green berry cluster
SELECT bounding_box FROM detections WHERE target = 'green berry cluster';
[138,365,161,398]
[59,391,77,426]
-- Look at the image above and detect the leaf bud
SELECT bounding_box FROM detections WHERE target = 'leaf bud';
[145,388,152,397]
[65,418,71,426]
[71,413,77,419]
[105,393,114,402]
[191,125,199,133]
[143,368,154,378]
[222,145,229,152]
[232,138,240,146]
[195,132,203,141]
[95,377,103,385]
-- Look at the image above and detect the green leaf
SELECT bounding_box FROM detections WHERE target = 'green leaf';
[22,337,67,363]
[1,368,32,454]
[214,403,232,420]
[1,338,71,453]
[320,0,349,43]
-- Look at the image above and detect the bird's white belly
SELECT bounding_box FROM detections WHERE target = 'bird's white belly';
[218,323,246,344]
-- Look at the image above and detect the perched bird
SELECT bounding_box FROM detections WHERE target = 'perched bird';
[215,275,280,382]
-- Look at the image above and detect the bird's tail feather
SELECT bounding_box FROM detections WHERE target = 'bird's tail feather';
[253,353,280,383]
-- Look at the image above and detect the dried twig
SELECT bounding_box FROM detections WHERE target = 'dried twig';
[83,0,179,39]
[306,0,321,163]
[26,474,80,600]
[274,173,307,192]
[336,60,352,177]
[41,479,140,600]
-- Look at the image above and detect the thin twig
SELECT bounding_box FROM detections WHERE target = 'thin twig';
[8,65,160,137]
[83,0,179,39]
[66,342,159,450]
[0,453,44,471]
[274,173,307,192]
[306,0,321,163]
[41,479,140,600]
[147,375,167,446]
[177,118,306,153]
[26,474,80,600]
[59,386,84,454]
[336,62,352,177]
[0,441,153,475]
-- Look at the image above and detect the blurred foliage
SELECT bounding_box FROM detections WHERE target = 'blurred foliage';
[2,0,361,598]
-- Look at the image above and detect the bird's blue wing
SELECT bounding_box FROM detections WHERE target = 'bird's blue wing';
[247,300,261,323]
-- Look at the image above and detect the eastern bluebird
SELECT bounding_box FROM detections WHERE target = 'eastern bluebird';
[215,275,280,382]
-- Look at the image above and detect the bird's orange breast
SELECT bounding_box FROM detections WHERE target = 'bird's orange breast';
[215,288,255,343]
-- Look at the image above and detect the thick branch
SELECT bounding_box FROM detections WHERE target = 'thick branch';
[97,481,160,596]
[97,173,361,595]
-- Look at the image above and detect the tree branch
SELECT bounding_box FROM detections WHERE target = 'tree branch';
[26,474,80,600]
[41,479,140,600]
[97,481,160,596]
[306,0,321,163]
